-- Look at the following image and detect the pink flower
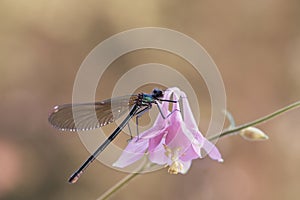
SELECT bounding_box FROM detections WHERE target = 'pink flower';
[113,87,223,174]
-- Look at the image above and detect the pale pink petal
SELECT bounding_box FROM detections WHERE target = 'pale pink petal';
[139,123,166,139]
[180,91,199,130]
[202,139,223,162]
[167,87,182,99]
[180,160,192,174]
[166,125,194,156]
[164,93,183,145]
[139,110,168,139]
[149,138,169,165]
[163,94,199,157]
[173,93,200,143]
[165,126,191,154]
[113,138,149,168]
[165,119,180,144]
[148,129,166,152]
[191,129,205,143]
[180,144,200,161]
[180,90,223,162]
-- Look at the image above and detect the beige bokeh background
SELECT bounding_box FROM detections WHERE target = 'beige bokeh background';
[1,1,300,200]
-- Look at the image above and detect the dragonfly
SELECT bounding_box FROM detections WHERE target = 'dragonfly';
[48,88,177,184]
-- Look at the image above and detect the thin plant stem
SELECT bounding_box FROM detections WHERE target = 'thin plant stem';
[97,172,139,200]
[209,101,300,141]
[97,158,152,200]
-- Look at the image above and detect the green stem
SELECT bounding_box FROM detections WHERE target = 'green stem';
[97,172,139,200]
[209,101,300,141]
[97,159,151,200]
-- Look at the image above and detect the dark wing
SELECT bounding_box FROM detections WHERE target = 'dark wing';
[48,95,137,131]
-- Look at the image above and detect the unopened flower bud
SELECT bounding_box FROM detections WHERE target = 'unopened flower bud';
[239,127,269,141]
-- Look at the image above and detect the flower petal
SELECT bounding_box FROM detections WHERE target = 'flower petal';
[202,139,223,162]
[149,138,169,165]
[180,145,200,161]
[179,160,192,174]
[139,122,167,139]
[180,91,199,131]
[113,138,149,168]
[148,129,166,151]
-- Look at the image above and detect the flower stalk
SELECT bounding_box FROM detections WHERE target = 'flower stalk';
[97,172,139,200]
[97,158,153,200]
[209,100,300,141]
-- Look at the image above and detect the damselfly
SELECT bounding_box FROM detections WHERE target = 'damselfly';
[48,88,177,183]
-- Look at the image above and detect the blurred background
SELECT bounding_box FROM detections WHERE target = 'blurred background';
[1,0,300,200]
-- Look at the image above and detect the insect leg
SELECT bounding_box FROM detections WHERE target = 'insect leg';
[155,101,180,119]
[135,104,152,140]
[126,123,133,142]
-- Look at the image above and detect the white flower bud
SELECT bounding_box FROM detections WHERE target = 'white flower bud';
[239,127,269,141]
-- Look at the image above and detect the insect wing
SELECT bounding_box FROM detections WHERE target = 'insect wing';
[48,95,137,131]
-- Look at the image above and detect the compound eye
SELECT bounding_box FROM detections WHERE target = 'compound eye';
[158,91,163,97]
[152,88,163,98]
